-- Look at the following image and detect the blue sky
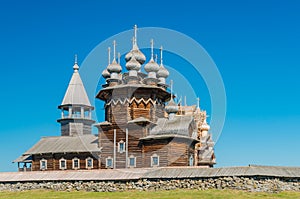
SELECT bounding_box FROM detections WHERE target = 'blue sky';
[0,0,300,171]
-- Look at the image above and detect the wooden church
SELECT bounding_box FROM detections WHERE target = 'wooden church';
[14,26,216,171]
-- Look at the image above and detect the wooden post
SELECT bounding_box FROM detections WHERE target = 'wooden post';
[113,129,116,169]
[89,108,92,119]
[125,128,128,168]
[68,107,72,118]
[81,107,84,118]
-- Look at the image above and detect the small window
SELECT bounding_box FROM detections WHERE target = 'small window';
[118,140,125,153]
[40,159,47,170]
[86,157,93,169]
[72,158,80,169]
[59,158,67,170]
[189,155,194,166]
[106,157,113,168]
[128,155,136,168]
[151,154,159,167]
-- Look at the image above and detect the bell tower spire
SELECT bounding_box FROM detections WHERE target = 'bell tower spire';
[57,56,95,136]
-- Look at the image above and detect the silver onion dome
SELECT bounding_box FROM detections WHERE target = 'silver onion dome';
[126,25,146,64]
[157,64,169,78]
[165,99,179,114]
[107,59,122,73]
[144,58,159,73]
[125,56,141,71]
[201,119,210,131]
[102,68,110,78]
[125,44,146,65]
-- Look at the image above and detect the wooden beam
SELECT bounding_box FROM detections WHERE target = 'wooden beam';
[126,128,128,168]
[113,129,116,169]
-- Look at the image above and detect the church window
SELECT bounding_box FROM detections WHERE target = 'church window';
[72,157,80,169]
[40,159,47,170]
[189,155,194,166]
[151,154,159,167]
[59,158,67,170]
[128,155,136,168]
[86,157,93,169]
[118,140,125,153]
[106,157,113,168]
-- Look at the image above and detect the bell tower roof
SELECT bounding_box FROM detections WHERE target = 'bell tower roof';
[61,55,91,107]
[58,55,95,136]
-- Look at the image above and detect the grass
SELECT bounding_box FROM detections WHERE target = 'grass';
[0,189,300,199]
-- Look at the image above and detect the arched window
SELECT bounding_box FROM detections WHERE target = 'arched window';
[118,140,125,153]
[86,157,93,169]
[128,155,136,168]
[151,154,159,167]
[59,158,67,170]
[106,156,113,169]
[72,157,80,169]
[40,159,47,170]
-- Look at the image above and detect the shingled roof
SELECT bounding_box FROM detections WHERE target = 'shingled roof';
[16,135,100,161]
[3,165,300,182]
[61,64,91,106]
[149,115,195,137]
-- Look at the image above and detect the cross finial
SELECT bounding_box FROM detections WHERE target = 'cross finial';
[150,39,154,60]
[155,54,158,63]
[196,97,200,109]
[160,46,163,65]
[131,37,134,47]
[73,54,79,72]
[107,47,111,65]
[134,25,137,45]
[113,40,116,61]
[74,54,78,64]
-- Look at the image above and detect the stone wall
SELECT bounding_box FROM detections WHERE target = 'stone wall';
[1,176,300,193]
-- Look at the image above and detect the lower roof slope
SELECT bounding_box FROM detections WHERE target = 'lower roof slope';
[15,134,100,163]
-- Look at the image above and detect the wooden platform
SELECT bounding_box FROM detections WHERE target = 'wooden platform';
[1,165,300,182]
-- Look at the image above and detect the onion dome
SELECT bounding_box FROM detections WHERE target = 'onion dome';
[157,65,169,78]
[165,80,178,116]
[125,45,146,65]
[102,47,112,78]
[201,118,210,131]
[125,25,146,64]
[165,99,179,114]
[126,56,141,71]
[107,59,122,73]
[145,59,159,73]
[144,39,160,73]
[107,40,122,74]
[102,69,110,78]
[157,46,169,78]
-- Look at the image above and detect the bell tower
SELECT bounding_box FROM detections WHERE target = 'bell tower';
[57,55,95,136]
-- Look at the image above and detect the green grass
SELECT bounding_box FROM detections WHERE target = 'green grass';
[1,189,300,199]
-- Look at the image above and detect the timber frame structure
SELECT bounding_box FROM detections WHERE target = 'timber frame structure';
[14,25,216,171]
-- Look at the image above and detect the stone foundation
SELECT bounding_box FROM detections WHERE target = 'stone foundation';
[1,176,300,193]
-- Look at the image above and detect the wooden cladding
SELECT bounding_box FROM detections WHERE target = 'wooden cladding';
[106,100,165,124]
[31,153,100,171]
[99,126,195,169]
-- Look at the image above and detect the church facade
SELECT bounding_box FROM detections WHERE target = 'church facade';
[14,26,215,171]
